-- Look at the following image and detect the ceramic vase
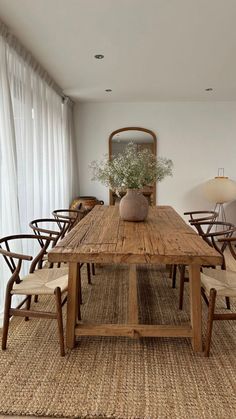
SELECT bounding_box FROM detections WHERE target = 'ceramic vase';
[119,189,149,221]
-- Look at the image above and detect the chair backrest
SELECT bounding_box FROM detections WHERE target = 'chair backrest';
[0,234,54,285]
[184,210,218,223]
[190,220,236,269]
[184,210,219,236]
[52,209,86,232]
[29,218,70,246]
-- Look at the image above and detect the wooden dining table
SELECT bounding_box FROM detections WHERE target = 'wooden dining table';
[48,205,222,352]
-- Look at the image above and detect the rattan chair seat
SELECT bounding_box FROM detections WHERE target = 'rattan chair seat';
[201,268,236,297]
[12,267,68,295]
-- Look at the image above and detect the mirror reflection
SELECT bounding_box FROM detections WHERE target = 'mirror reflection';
[109,127,157,205]
[111,130,155,157]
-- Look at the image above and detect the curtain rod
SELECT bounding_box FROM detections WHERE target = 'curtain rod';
[0,19,72,103]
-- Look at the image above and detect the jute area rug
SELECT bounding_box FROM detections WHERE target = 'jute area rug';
[0,265,235,419]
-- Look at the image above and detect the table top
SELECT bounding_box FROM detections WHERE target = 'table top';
[48,205,222,265]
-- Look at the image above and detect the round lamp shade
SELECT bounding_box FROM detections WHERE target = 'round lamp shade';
[204,177,236,204]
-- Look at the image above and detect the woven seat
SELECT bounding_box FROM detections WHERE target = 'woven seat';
[201,268,236,297]
[12,267,68,295]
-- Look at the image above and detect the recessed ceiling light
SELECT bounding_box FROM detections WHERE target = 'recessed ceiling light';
[94,54,104,59]
[205,88,213,91]
[105,89,112,92]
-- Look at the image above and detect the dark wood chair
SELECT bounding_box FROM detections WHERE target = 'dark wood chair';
[202,235,236,356]
[177,221,236,356]
[0,234,70,356]
[178,220,235,308]
[171,210,218,288]
[52,208,95,280]
[29,218,85,310]
[52,207,85,232]
[184,210,218,223]
[29,218,70,269]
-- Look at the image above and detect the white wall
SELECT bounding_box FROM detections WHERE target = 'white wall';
[74,101,236,222]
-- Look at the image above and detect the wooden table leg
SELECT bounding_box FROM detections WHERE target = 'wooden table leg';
[66,262,80,349]
[189,264,202,352]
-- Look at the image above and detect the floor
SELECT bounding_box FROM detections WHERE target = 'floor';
[0,417,61,419]
[0,250,235,419]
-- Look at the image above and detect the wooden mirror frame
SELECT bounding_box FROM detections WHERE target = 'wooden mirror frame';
[108,127,157,205]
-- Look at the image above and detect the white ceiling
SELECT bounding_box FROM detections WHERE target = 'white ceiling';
[1,0,236,102]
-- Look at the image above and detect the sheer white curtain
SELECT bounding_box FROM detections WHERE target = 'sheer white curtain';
[62,98,78,203]
[0,27,77,324]
[0,35,22,322]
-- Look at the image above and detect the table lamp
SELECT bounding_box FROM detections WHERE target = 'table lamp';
[204,168,236,222]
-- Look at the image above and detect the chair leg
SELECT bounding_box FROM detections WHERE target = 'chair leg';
[92,263,95,276]
[78,264,83,305]
[179,265,186,310]
[77,274,82,321]
[172,264,177,288]
[34,295,38,303]
[204,288,217,357]
[87,263,91,284]
[54,287,65,357]
[225,297,230,310]
[25,296,32,321]
[201,287,209,306]
[2,292,12,350]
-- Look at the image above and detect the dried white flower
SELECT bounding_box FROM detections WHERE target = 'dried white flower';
[90,143,173,193]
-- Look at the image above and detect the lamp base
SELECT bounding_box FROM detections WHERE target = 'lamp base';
[213,202,226,223]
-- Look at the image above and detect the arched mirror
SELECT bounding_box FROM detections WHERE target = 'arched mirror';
[108,127,157,205]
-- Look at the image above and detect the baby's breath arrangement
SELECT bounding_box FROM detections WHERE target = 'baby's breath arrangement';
[90,143,173,194]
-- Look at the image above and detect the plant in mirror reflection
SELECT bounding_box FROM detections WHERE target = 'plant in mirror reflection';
[90,142,173,195]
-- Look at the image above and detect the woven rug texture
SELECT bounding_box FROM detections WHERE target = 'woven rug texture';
[0,264,235,419]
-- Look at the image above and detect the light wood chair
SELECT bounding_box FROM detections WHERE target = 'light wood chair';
[0,234,69,356]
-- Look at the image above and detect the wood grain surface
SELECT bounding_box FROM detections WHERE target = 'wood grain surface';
[48,205,222,266]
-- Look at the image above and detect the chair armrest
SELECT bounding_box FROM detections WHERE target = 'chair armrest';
[32,227,59,236]
[0,248,33,261]
[0,234,55,261]
[184,211,209,215]
[190,221,236,234]
[218,237,236,243]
